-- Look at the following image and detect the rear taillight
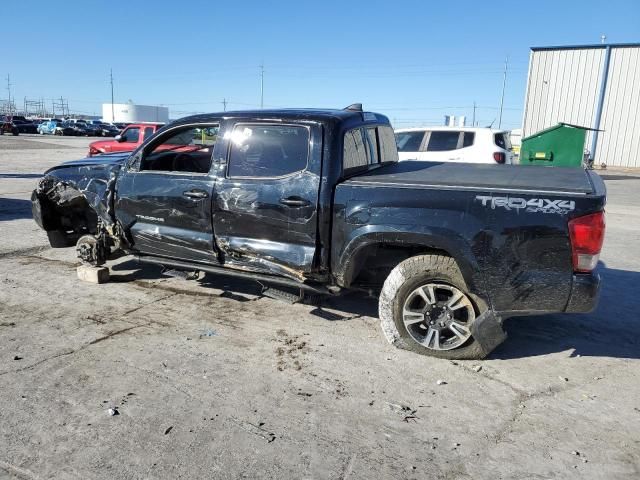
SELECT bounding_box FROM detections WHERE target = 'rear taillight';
[88,146,99,157]
[493,152,505,164]
[568,211,605,272]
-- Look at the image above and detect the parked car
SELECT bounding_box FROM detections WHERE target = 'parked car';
[38,120,75,136]
[60,121,89,136]
[32,106,606,360]
[82,123,102,136]
[37,120,57,135]
[395,127,514,164]
[98,124,120,137]
[0,118,19,135]
[13,120,39,134]
[88,123,163,156]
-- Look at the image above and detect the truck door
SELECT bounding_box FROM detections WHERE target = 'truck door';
[211,122,322,277]
[115,123,220,263]
[117,126,141,151]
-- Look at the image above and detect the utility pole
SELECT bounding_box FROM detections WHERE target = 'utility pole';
[472,101,477,126]
[222,98,227,112]
[110,68,115,122]
[6,74,12,118]
[259,63,264,109]
[498,57,508,129]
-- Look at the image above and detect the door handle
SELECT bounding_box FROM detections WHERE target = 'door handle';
[183,189,209,199]
[280,197,311,207]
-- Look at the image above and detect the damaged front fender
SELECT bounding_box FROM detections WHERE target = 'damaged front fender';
[32,154,129,239]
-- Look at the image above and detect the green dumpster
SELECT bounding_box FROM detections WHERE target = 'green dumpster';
[520,123,594,168]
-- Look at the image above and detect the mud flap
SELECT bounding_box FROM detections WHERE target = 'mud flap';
[470,310,507,358]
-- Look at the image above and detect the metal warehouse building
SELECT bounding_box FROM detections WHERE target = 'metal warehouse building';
[522,43,640,168]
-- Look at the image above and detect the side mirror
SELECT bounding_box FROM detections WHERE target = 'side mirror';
[115,135,124,142]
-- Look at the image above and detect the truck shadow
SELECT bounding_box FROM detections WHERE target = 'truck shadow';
[491,265,640,360]
[109,259,639,360]
[0,197,33,221]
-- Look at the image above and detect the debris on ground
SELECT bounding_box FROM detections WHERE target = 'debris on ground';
[559,376,569,382]
[13,355,23,360]
[198,328,217,339]
[233,418,276,443]
[107,407,119,416]
[571,450,580,456]
[386,402,419,422]
[436,379,447,385]
[472,365,483,372]
[164,426,173,435]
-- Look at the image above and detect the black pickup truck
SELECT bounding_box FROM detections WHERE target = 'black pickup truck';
[31,106,606,359]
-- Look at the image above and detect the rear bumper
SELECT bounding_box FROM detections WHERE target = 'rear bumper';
[564,272,601,313]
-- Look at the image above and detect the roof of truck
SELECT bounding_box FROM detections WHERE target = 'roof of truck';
[173,108,390,126]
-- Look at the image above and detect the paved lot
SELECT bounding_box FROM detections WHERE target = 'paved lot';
[1,135,639,479]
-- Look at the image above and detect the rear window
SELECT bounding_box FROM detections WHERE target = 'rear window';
[426,131,460,152]
[395,131,425,152]
[378,126,399,162]
[494,133,512,150]
[343,129,368,171]
[364,127,379,164]
[343,125,398,174]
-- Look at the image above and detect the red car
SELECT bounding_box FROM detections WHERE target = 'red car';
[88,123,164,156]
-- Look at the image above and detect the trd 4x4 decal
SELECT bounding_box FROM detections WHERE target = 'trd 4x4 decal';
[475,195,575,214]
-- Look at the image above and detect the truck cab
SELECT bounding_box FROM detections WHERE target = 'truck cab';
[88,123,164,156]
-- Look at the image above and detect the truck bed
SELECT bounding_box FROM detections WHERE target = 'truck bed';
[347,161,599,195]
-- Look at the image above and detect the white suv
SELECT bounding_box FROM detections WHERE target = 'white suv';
[395,127,514,165]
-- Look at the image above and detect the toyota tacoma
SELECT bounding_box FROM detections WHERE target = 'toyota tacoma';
[31,105,606,359]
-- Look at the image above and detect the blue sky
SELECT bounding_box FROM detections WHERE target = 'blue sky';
[3,0,639,128]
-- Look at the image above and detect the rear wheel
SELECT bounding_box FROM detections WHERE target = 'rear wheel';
[379,254,487,359]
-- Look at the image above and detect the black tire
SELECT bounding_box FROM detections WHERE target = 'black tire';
[46,229,76,248]
[379,254,488,360]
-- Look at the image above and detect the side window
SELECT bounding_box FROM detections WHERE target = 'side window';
[139,125,218,173]
[121,127,140,143]
[427,131,461,152]
[395,131,425,152]
[227,124,309,178]
[343,128,368,172]
[378,126,400,162]
[143,127,155,140]
[463,132,475,147]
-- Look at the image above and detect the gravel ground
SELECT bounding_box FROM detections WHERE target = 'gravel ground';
[1,135,639,479]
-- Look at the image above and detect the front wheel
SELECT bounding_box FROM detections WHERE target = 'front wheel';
[379,254,488,360]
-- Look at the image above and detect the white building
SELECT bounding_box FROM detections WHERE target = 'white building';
[102,103,169,124]
[522,43,640,168]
